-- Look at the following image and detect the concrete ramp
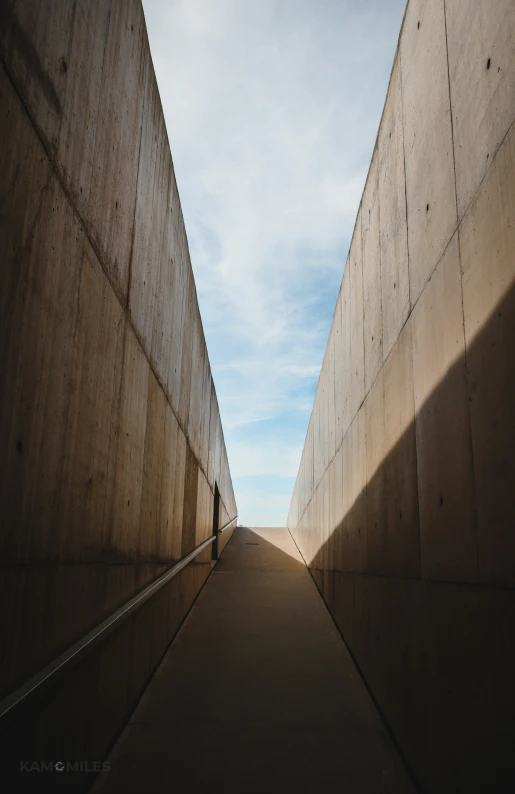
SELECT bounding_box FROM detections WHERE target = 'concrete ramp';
[93,527,415,793]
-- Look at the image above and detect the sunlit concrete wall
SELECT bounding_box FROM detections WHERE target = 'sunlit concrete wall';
[0,0,236,782]
[287,1,515,791]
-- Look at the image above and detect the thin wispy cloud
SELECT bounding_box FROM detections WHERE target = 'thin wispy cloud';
[142,0,406,525]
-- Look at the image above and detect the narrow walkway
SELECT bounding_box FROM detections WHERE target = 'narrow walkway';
[93,527,415,793]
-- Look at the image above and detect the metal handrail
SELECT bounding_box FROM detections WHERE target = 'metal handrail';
[0,517,237,720]
[219,516,238,533]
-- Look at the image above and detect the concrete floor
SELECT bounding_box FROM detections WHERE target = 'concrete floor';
[92,527,416,793]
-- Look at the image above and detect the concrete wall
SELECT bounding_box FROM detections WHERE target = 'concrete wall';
[0,0,236,786]
[287,1,515,791]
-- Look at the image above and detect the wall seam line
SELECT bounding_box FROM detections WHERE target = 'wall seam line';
[443,0,480,582]
[290,10,515,535]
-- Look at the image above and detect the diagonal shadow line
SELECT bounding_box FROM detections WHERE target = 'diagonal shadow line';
[216,526,305,571]
[298,276,515,587]
[291,277,515,792]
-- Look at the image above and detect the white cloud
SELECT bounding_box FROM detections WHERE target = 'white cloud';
[230,439,303,479]
[142,0,407,522]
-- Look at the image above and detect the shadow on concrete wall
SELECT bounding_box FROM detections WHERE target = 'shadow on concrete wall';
[298,278,515,793]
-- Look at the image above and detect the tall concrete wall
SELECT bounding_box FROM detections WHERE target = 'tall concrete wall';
[287,1,515,791]
[0,0,236,785]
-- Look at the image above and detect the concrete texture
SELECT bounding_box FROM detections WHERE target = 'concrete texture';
[460,122,515,586]
[401,0,457,305]
[0,0,236,785]
[288,0,515,791]
[378,56,410,360]
[362,153,383,394]
[411,234,476,583]
[92,528,416,794]
[446,0,515,221]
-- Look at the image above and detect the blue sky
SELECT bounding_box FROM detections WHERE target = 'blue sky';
[142,0,407,525]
